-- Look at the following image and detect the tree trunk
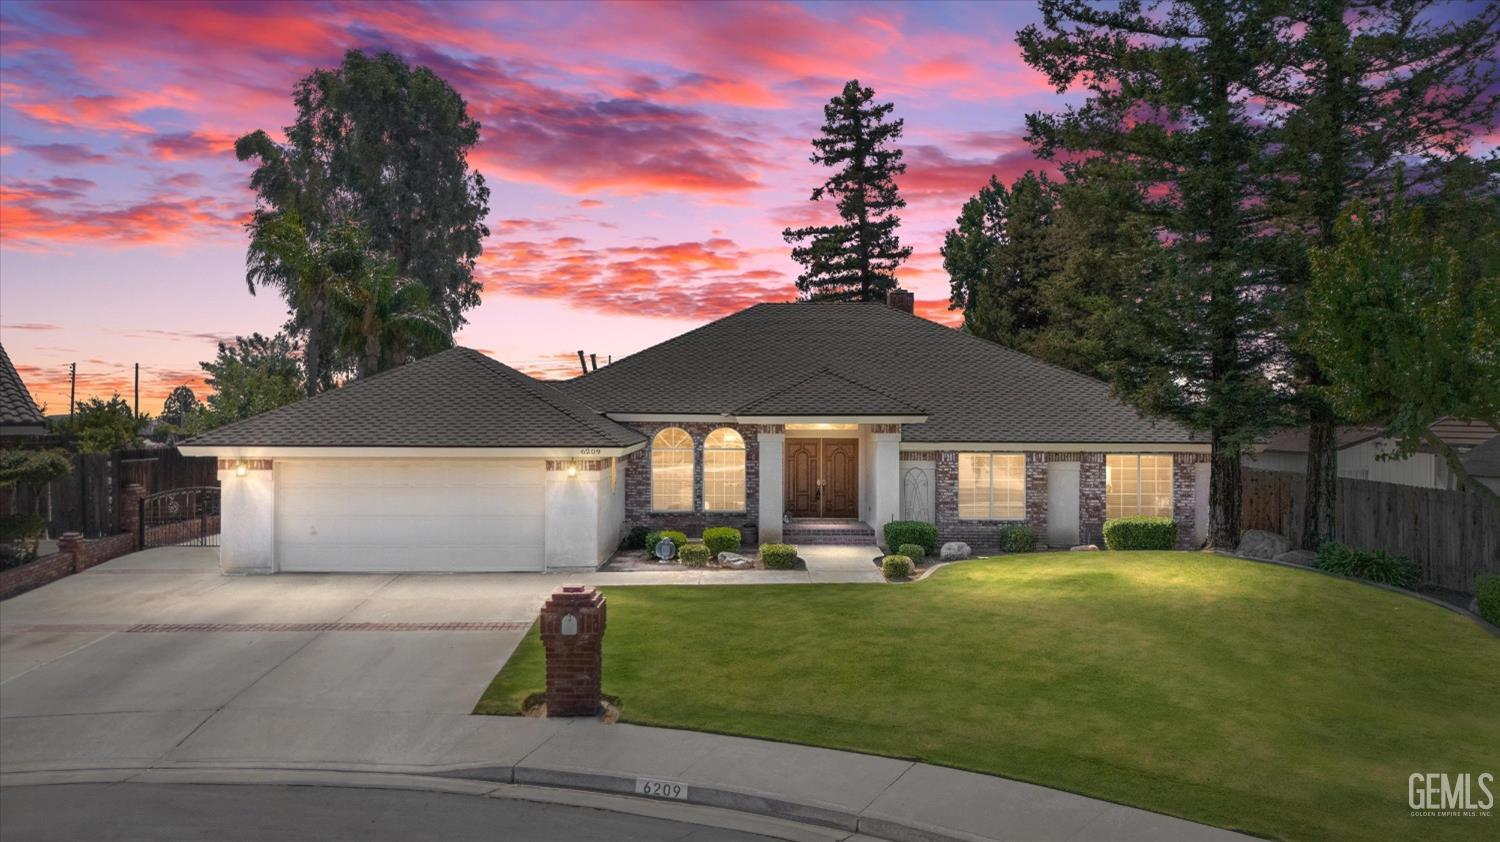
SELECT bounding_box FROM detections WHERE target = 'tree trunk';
[1209,430,1241,550]
[305,298,324,397]
[1301,406,1338,549]
[362,303,380,378]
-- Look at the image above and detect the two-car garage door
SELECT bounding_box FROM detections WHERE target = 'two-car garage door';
[275,459,545,572]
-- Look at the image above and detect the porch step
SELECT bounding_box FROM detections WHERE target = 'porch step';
[782,519,877,547]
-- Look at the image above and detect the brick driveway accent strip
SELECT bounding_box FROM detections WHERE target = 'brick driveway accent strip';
[1,621,532,634]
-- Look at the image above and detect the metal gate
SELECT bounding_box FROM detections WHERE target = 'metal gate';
[139,486,221,548]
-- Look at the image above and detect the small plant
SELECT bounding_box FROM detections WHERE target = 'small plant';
[1475,575,1500,626]
[679,542,712,567]
[622,525,650,551]
[761,543,797,570]
[1102,517,1178,550]
[0,513,47,567]
[882,554,914,580]
[997,524,1036,553]
[1315,542,1418,589]
[883,521,937,556]
[897,543,926,563]
[702,526,742,555]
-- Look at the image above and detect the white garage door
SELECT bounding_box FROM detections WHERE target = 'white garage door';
[275,459,545,572]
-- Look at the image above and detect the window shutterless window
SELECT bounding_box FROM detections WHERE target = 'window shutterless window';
[702,427,746,512]
[957,453,1024,519]
[651,428,694,511]
[1105,454,1173,518]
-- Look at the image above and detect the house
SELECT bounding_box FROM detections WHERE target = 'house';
[180,298,1209,573]
[1245,420,1498,491]
[0,343,48,439]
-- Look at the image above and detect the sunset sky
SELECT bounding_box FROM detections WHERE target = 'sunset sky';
[0,1,1491,415]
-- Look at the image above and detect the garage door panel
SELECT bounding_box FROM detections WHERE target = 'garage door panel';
[274,459,545,572]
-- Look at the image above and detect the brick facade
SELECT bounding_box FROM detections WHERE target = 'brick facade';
[1078,453,1107,546]
[1173,452,1207,549]
[933,451,1041,553]
[623,421,760,536]
[539,586,607,717]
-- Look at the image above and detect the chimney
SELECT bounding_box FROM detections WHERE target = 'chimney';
[886,289,914,314]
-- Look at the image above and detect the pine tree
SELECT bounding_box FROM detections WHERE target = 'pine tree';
[1019,0,1288,549]
[944,172,1059,350]
[783,80,913,301]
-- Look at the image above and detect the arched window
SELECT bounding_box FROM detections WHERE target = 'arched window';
[651,427,694,511]
[703,427,746,512]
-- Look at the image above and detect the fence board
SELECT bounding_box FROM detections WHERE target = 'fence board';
[1241,468,1500,594]
[10,447,217,538]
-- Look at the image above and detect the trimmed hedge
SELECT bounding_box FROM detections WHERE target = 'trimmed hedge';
[703,526,742,556]
[897,543,926,563]
[1102,517,1178,551]
[679,542,712,567]
[1476,575,1500,626]
[882,554,914,580]
[884,521,937,555]
[1315,542,1418,589]
[761,543,797,570]
[997,524,1036,553]
[621,525,650,551]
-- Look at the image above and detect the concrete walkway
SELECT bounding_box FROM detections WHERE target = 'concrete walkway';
[1,547,1243,841]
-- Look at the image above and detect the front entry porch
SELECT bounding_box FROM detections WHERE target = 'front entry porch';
[783,517,877,546]
[756,421,903,546]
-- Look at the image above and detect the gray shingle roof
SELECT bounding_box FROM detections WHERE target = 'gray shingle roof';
[562,302,1195,444]
[186,347,644,449]
[1462,434,1500,479]
[0,342,47,431]
[735,368,925,416]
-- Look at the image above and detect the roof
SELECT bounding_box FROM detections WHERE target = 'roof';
[1261,419,1498,454]
[0,342,47,434]
[185,347,645,450]
[1462,435,1500,479]
[561,302,1194,444]
[734,368,925,416]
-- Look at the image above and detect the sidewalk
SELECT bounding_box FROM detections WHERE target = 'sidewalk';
[2,713,1245,842]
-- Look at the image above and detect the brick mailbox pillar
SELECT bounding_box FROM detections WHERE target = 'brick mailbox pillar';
[539,585,607,717]
[57,532,84,565]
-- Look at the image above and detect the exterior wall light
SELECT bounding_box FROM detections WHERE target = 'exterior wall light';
[235,461,248,478]
[567,461,578,478]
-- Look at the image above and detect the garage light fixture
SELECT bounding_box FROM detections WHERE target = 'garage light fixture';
[566,461,578,478]
[234,461,248,477]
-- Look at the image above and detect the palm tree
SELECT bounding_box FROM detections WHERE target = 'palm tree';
[328,253,453,379]
[245,209,339,396]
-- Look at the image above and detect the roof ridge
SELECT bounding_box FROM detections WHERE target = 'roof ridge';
[812,366,926,413]
[734,365,924,415]
[463,350,638,446]
[565,304,777,387]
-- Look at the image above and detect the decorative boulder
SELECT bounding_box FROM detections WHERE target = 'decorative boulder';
[939,541,971,562]
[1070,544,1100,552]
[1272,549,1318,568]
[717,552,753,569]
[1237,529,1290,561]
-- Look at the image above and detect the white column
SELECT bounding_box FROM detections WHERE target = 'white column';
[758,431,784,543]
[220,462,276,574]
[870,431,902,543]
[544,462,605,570]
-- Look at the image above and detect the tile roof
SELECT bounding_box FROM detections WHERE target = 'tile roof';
[185,347,644,449]
[735,368,925,416]
[562,302,1195,444]
[0,342,47,432]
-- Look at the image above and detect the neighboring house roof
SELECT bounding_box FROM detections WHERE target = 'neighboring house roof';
[734,368,925,417]
[1260,419,1498,454]
[0,342,48,435]
[561,302,1194,444]
[1462,435,1500,479]
[185,347,645,450]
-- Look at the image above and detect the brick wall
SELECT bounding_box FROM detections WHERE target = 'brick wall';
[1173,453,1206,549]
[623,421,761,536]
[0,531,140,601]
[1079,453,1107,546]
[934,451,1043,553]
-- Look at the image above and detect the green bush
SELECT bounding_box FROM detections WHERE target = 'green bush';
[997,524,1036,553]
[884,521,937,555]
[0,513,47,542]
[897,543,926,563]
[1315,542,1418,589]
[1476,575,1500,626]
[679,542,712,567]
[882,554,914,580]
[702,526,742,556]
[644,530,689,558]
[761,543,797,570]
[1102,517,1178,550]
[622,525,650,551]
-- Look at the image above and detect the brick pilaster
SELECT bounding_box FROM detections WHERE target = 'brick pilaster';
[539,586,607,717]
[1078,453,1106,546]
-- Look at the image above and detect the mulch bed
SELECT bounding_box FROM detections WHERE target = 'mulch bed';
[602,548,807,572]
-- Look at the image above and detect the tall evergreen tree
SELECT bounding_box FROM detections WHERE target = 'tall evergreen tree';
[783,80,912,301]
[943,172,1059,350]
[1019,0,1288,549]
[237,49,490,333]
[1256,0,1500,548]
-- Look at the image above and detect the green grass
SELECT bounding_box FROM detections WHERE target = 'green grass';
[476,552,1499,842]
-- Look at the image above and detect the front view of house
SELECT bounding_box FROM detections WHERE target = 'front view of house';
[181,298,1209,573]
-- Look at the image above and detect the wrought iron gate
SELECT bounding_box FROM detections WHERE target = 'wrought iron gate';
[139,486,221,548]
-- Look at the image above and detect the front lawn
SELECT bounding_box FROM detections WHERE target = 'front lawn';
[477,552,1499,841]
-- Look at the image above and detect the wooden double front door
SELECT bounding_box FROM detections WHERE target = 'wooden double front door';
[785,438,859,518]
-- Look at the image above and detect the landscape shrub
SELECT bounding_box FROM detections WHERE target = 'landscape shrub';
[0,513,46,567]
[679,542,712,567]
[884,521,937,555]
[897,543,926,563]
[997,524,1036,553]
[621,525,650,551]
[702,526,742,556]
[882,554,914,580]
[1102,517,1178,551]
[644,530,689,559]
[1475,575,1500,626]
[1315,542,1418,589]
[760,543,797,570]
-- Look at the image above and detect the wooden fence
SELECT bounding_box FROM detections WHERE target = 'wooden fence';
[1241,468,1500,594]
[10,447,218,538]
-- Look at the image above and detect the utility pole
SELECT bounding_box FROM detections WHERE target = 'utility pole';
[134,363,140,418]
[68,363,76,419]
